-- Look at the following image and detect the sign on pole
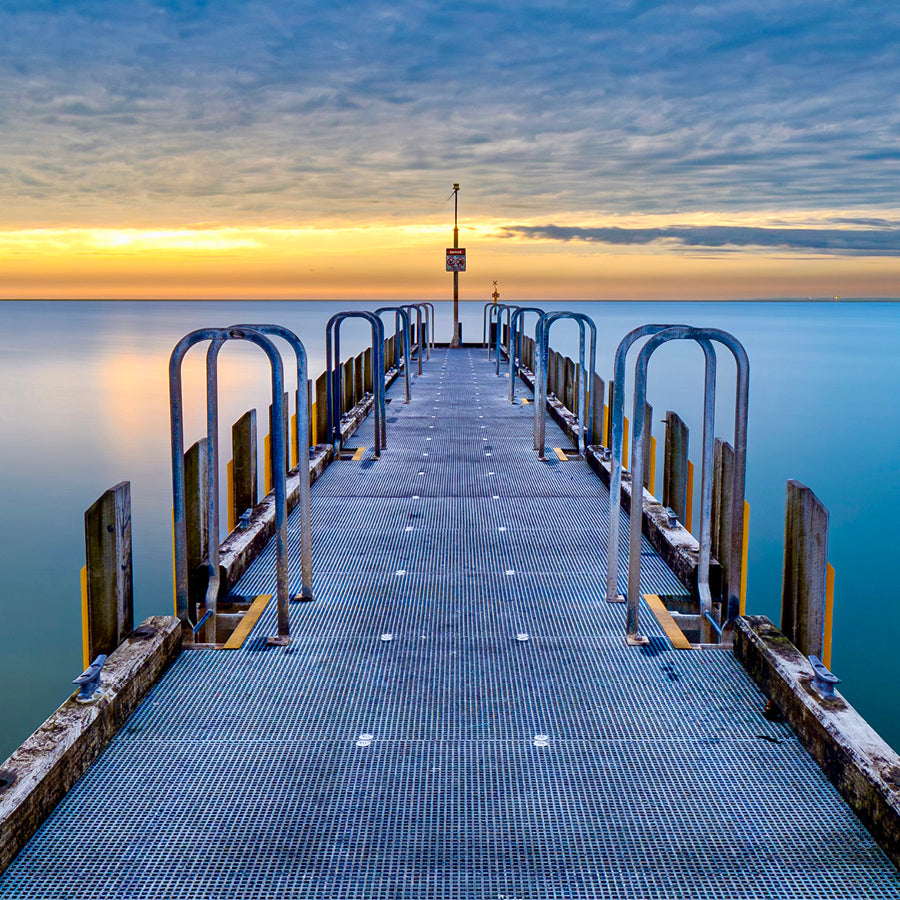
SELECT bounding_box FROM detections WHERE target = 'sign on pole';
[446,248,466,272]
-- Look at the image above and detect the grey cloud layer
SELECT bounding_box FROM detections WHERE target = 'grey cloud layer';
[501,223,900,255]
[1,1,899,227]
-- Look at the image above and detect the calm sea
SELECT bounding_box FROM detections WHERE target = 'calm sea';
[1,299,898,759]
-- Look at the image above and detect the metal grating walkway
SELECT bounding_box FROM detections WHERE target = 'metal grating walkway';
[2,347,899,899]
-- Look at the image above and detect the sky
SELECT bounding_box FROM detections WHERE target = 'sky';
[0,0,898,300]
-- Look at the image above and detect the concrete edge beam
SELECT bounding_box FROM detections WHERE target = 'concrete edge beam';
[0,616,182,876]
[733,615,900,868]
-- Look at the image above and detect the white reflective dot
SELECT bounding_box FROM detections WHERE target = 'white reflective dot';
[505,569,516,576]
[418,471,425,475]
[498,526,507,532]
[405,526,414,532]
[422,452,429,457]
[396,569,407,576]
[516,633,530,642]
[412,495,420,500]
[533,734,550,747]
[380,633,393,642]
[488,472,495,476]
[486,453,492,457]
[493,495,500,500]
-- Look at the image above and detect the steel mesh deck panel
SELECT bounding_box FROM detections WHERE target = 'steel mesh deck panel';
[3,347,899,899]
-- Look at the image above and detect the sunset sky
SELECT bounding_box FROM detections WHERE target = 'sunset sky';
[1,1,898,300]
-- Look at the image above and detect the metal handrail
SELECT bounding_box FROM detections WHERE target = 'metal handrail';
[533,311,597,457]
[229,324,313,602]
[400,304,425,375]
[374,306,412,402]
[493,304,517,374]
[621,326,749,646]
[325,311,387,455]
[170,326,292,646]
[482,301,500,348]
[507,306,545,402]
[605,324,687,604]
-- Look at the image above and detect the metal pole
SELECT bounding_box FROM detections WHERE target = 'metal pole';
[450,183,461,348]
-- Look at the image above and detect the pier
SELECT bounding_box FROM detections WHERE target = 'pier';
[1,316,900,898]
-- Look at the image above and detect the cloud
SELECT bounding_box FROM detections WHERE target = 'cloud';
[0,1,898,226]
[501,223,900,256]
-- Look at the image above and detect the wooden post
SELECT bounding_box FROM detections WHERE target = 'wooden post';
[591,374,606,446]
[556,354,566,404]
[364,347,373,394]
[663,411,689,522]
[342,360,354,412]
[354,353,364,404]
[184,438,208,616]
[388,335,396,370]
[269,392,289,478]
[712,438,735,588]
[781,479,830,659]
[547,349,556,395]
[642,402,653,488]
[83,482,133,663]
[231,409,257,527]
[564,356,576,413]
[315,372,328,445]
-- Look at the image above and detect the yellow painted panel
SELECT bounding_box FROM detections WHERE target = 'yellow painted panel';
[290,412,298,469]
[553,447,568,461]
[623,416,630,470]
[352,446,366,461]
[644,594,692,650]
[602,404,609,448]
[740,500,750,616]
[685,460,695,533]
[824,563,835,669]
[227,459,234,533]
[223,595,272,650]
[81,566,89,670]
[522,398,531,405]
[311,400,318,445]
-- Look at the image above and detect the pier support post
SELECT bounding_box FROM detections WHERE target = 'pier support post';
[591,374,606,446]
[342,360,354,413]
[83,481,133,663]
[364,348,373,394]
[781,479,830,659]
[354,353,363,406]
[231,410,257,527]
[642,402,653,489]
[663,411,689,524]
[315,373,328,445]
[184,438,208,617]
[564,356,576,413]
[712,437,734,588]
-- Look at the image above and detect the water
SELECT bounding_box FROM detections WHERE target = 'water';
[1,299,898,759]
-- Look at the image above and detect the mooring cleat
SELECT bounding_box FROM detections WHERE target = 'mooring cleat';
[73,655,107,702]
[808,655,841,700]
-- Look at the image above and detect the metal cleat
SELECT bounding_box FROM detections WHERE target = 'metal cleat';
[808,655,841,700]
[664,507,679,527]
[73,655,107,702]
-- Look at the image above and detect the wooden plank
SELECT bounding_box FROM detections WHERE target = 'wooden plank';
[644,594,693,649]
[663,410,689,522]
[781,479,829,659]
[342,359,354,412]
[231,409,257,528]
[222,595,272,650]
[84,481,133,661]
